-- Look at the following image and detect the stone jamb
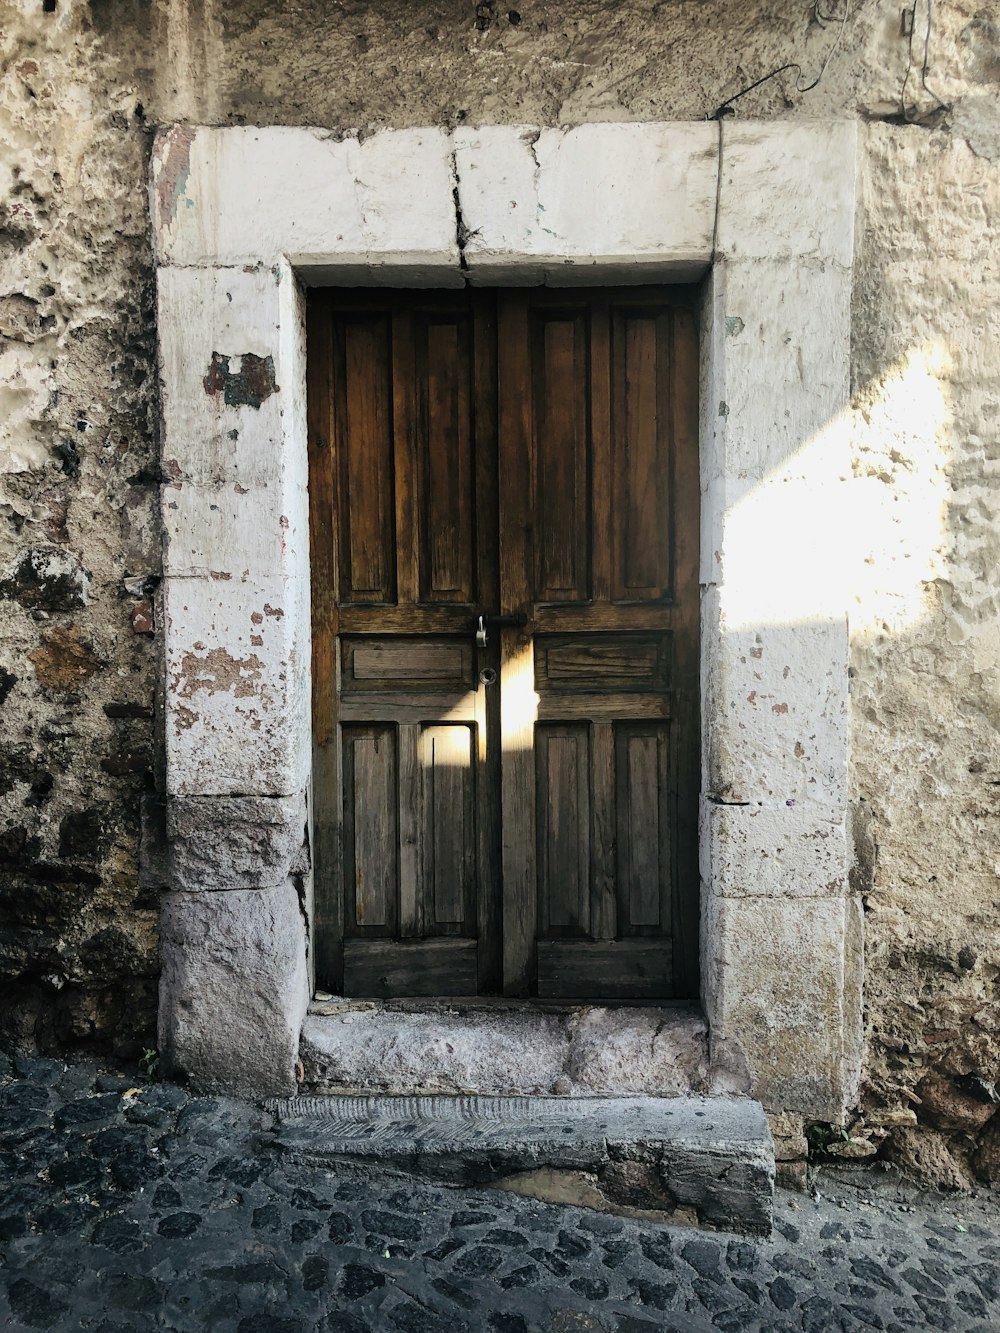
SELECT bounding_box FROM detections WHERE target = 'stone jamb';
[151,120,860,1115]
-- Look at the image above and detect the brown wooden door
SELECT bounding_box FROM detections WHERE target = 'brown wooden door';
[308,290,502,997]
[497,290,700,1000]
[308,286,699,1001]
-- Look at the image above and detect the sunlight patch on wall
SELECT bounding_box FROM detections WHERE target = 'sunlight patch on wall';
[719,342,951,636]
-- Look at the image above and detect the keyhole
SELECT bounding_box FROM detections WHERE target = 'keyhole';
[479,667,497,686]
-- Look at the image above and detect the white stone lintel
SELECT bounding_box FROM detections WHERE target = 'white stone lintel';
[455,122,718,283]
[152,125,460,272]
[718,120,859,265]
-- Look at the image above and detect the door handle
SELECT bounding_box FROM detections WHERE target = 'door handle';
[474,612,528,647]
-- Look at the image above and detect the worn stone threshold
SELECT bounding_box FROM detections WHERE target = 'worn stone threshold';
[300,998,710,1099]
[269,1093,775,1235]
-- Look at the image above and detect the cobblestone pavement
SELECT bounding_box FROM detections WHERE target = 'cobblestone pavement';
[1,1053,999,1332]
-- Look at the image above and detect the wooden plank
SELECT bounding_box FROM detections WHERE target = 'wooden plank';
[668,306,702,998]
[337,693,478,724]
[591,721,617,941]
[611,307,670,602]
[473,294,503,993]
[311,743,342,990]
[532,605,673,633]
[532,310,589,602]
[521,284,698,316]
[306,295,343,989]
[498,291,537,996]
[534,634,670,693]
[344,938,478,998]
[619,728,666,928]
[418,313,475,602]
[338,606,475,635]
[615,722,671,935]
[421,725,475,930]
[536,725,590,937]
[536,940,672,1000]
[342,724,398,935]
[398,723,421,937]
[535,694,670,722]
[590,296,613,603]
[337,313,395,603]
[341,638,473,691]
[391,307,419,606]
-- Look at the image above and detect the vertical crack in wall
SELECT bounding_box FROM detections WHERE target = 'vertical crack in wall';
[710,117,724,263]
[448,147,472,277]
[521,126,542,185]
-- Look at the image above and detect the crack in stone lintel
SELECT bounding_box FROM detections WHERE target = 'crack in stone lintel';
[447,146,475,274]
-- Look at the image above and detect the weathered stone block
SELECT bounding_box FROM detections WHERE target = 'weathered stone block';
[564,1007,710,1094]
[165,792,308,891]
[301,1004,708,1097]
[701,599,849,807]
[454,123,717,283]
[701,892,857,1119]
[163,573,310,798]
[157,265,300,488]
[138,794,168,890]
[158,881,308,1098]
[915,1069,999,1133]
[700,801,849,899]
[161,478,308,582]
[271,1093,775,1234]
[703,258,852,487]
[152,126,460,275]
[718,121,858,264]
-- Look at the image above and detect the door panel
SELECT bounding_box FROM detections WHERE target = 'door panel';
[498,289,700,1000]
[342,724,398,934]
[617,722,671,933]
[612,309,672,601]
[309,291,500,997]
[309,286,698,1001]
[337,314,395,604]
[531,309,591,602]
[536,724,592,937]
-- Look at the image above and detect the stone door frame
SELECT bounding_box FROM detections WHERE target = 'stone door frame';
[151,120,862,1119]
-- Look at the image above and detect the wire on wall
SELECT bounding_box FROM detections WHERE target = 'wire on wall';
[901,0,949,122]
[707,0,851,120]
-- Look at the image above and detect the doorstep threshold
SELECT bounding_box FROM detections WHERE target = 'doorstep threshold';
[299,1001,709,1099]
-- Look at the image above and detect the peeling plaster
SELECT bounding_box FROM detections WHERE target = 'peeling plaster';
[154,125,195,226]
[202,352,280,409]
[174,646,265,700]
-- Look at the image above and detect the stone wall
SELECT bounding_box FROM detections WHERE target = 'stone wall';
[1,0,998,1181]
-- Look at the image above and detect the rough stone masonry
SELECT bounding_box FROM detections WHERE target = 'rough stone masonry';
[1,0,999,1190]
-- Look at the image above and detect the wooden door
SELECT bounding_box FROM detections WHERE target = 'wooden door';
[308,290,501,997]
[308,286,699,1001]
[497,290,700,1000]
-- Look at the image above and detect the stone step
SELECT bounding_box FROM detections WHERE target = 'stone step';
[300,1001,709,1097]
[268,1093,775,1235]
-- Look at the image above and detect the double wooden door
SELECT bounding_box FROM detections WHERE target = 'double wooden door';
[308,287,699,1001]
